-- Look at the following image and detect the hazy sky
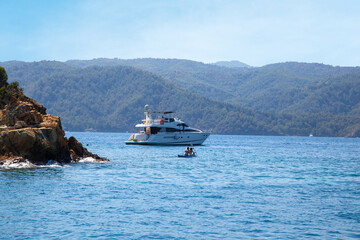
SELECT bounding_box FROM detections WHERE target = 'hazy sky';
[1,0,359,66]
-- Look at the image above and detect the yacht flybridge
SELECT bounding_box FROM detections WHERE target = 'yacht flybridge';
[125,105,210,145]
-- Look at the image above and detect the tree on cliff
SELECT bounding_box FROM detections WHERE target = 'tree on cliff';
[0,66,8,87]
[0,67,23,102]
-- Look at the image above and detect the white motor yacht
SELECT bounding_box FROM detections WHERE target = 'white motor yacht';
[125,105,210,145]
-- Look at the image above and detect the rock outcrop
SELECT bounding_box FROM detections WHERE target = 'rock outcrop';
[0,67,108,165]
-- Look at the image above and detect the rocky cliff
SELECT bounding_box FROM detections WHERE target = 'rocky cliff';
[0,66,108,165]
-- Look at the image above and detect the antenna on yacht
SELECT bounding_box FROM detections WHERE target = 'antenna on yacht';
[144,104,151,112]
[144,105,152,123]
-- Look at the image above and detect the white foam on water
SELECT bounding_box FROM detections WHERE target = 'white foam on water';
[40,160,70,168]
[1,157,107,169]
[0,159,36,169]
[78,157,98,163]
[0,159,70,169]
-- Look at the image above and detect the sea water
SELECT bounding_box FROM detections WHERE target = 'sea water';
[0,133,359,239]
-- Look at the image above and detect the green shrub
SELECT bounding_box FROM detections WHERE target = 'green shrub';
[0,66,8,87]
[0,87,9,98]
[8,81,19,89]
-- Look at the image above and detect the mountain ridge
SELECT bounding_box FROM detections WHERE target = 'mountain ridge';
[1,59,359,137]
[211,60,251,68]
[63,58,360,115]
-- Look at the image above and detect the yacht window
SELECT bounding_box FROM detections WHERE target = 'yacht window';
[183,128,200,132]
[150,127,161,134]
[169,118,174,122]
[166,128,178,132]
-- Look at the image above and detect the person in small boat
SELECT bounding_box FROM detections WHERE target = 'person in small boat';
[189,147,194,156]
[184,147,190,156]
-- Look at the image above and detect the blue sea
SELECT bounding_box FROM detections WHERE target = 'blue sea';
[1,133,359,239]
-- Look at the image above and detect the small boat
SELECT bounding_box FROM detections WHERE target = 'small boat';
[85,128,97,132]
[178,154,197,158]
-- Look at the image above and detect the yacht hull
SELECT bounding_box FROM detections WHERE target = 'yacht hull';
[125,132,210,145]
[125,141,205,146]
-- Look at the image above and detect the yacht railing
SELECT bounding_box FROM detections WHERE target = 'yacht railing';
[142,119,167,124]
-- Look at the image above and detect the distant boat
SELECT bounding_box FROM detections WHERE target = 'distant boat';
[309,134,313,137]
[125,105,210,145]
[85,128,97,132]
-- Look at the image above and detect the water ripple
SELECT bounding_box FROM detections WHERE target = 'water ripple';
[0,133,359,239]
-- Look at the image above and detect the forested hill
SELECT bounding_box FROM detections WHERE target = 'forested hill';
[65,58,360,116]
[1,60,360,137]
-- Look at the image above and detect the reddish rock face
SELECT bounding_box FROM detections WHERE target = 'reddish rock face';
[0,80,108,165]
